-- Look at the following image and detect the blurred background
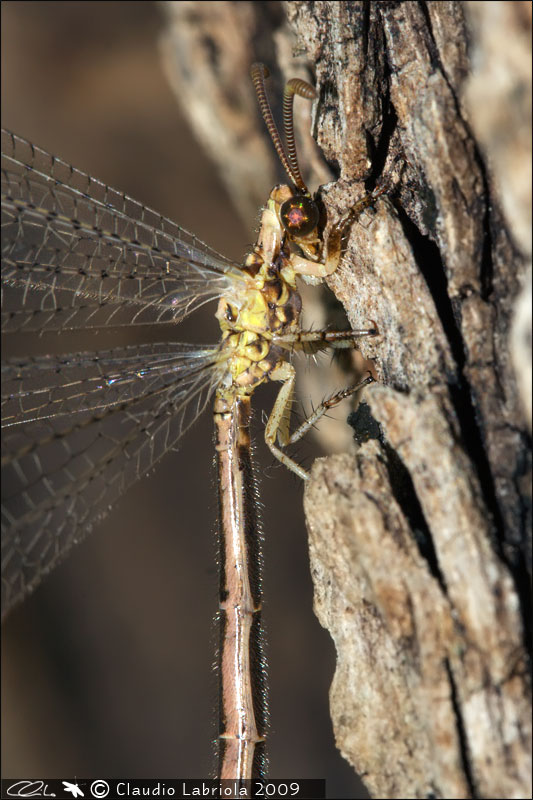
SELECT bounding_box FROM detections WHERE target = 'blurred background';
[1,2,366,797]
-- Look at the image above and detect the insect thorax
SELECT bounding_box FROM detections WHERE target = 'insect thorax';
[216,249,302,395]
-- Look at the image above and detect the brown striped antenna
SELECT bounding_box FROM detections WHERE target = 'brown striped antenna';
[283,78,317,193]
[250,63,316,195]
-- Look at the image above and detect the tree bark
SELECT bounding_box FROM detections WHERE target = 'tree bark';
[160,2,532,797]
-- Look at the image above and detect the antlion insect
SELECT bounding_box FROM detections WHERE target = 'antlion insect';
[1,64,385,782]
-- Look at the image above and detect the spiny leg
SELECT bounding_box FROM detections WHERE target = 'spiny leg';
[264,362,308,480]
[265,361,375,481]
[287,374,374,447]
[275,326,379,353]
[321,182,390,275]
[322,157,410,266]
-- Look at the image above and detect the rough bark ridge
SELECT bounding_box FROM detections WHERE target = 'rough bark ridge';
[160,2,531,797]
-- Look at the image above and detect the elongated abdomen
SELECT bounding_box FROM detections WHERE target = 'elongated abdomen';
[214,393,267,781]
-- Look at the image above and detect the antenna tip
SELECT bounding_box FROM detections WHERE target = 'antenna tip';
[250,62,269,79]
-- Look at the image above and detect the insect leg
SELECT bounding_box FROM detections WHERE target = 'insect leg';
[275,327,379,353]
[265,363,374,481]
[319,183,391,276]
[265,362,310,480]
[287,374,374,447]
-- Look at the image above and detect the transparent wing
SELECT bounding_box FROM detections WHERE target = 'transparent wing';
[1,129,246,333]
[2,343,222,425]
[2,342,228,615]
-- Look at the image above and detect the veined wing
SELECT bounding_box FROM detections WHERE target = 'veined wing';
[1,129,246,333]
[2,343,222,425]
[2,342,228,616]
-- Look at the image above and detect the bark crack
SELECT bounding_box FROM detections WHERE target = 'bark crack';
[445,657,478,799]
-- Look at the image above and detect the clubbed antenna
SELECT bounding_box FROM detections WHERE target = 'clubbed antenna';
[250,63,316,195]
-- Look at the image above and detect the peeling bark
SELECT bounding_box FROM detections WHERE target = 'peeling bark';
[160,2,531,797]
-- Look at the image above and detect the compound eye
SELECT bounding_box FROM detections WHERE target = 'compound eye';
[280,195,319,237]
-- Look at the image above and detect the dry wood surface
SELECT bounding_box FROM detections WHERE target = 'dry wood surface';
[160,2,532,797]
